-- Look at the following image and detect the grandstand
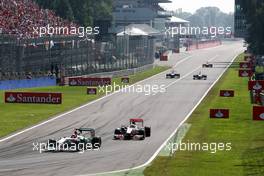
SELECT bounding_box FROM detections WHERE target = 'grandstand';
[0,0,77,39]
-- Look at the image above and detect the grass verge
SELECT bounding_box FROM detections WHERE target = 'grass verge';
[0,66,169,138]
[144,54,264,176]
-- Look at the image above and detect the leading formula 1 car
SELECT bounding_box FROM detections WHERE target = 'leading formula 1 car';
[166,70,180,79]
[193,72,207,80]
[114,118,151,140]
[202,62,213,68]
[46,128,101,151]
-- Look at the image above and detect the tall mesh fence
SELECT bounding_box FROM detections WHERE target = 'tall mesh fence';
[0,35,155,81]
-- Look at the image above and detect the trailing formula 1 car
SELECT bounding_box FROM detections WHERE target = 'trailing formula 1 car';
[46,128,101,151]
[114,118,151,140]
[193,72,207,80]
[202,62,213,68]
[166,70,180,79]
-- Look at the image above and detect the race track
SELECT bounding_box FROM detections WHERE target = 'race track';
[0,41,244,176]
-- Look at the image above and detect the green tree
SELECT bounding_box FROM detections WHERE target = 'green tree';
[240,0,264,55]
[34,0,112,27]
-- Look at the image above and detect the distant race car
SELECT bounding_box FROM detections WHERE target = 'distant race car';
[46,128,101,151]
[166,70,180,79]
[114,118,151,140]
[202,62,213,68]
[193,72,207,80]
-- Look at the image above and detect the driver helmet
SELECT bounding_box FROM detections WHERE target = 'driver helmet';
[130,124,136,128]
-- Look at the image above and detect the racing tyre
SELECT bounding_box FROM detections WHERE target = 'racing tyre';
[145,127,151,137]
[92,137,102,149]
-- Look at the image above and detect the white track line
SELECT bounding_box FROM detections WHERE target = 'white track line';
[80,52,241,176]
[0,55,192,143]
[173,55,192,68]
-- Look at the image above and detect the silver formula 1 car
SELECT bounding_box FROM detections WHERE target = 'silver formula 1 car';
[114,118,151,140]
[46,128,101,151]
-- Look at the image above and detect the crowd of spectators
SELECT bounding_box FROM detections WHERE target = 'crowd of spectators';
[0,0,77,39]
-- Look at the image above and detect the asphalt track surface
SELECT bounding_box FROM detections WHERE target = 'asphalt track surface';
[0,41,244,176]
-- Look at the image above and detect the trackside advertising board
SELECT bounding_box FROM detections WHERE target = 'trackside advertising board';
[160,55,168,61]
[69,77,111,86]
[87,88,97,95]
[240,62,252,69]
[121,77,129,84]
[219,90,234,97]
[5,92,62,104]
[248,81,264,91]
[253,106,264,121]
[238,69,253,77]
[210,109,229,119]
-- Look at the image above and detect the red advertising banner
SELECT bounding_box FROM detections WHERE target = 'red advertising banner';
[253,106,264,121]
[87,88,97,95]
[248,80,264,91]
[160,55,168,61]
[69,77,111,86]
[121,77,129,84]
[219,90,234,97]
[5,92,62,104]
[210,109,229,119]
[239,69,253,77]
[240,62,252,69]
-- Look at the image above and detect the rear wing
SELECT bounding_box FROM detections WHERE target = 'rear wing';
[129,118,144,125]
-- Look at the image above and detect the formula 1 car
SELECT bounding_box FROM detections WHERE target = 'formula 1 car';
[46,128,101,151]
[166,70,180,79]
[202,62,213,68]
[193,72,207,80]
[113,118,151,140]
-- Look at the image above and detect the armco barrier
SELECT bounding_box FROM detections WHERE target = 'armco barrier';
[64,64,154,85]
[0,77,56,90]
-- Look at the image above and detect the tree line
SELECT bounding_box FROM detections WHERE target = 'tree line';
[34,0,112,26]
[173,7,234,31]
[240,0,264,55]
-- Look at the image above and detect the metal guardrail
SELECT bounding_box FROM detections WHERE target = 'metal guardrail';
[64,64,154,85]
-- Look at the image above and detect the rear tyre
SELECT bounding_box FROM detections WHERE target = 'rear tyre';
[92,137,101,149]
[145,127,151,137]
[47,139,57,150]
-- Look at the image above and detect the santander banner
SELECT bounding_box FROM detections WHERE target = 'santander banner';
[69,77,111,86]
[5,92,62,104]
[248,80,264,91]
[240,62,252,69]
[253,106,264,121]
[238,69,253,77]
[219,90,234,97]
[210,109,229,119]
